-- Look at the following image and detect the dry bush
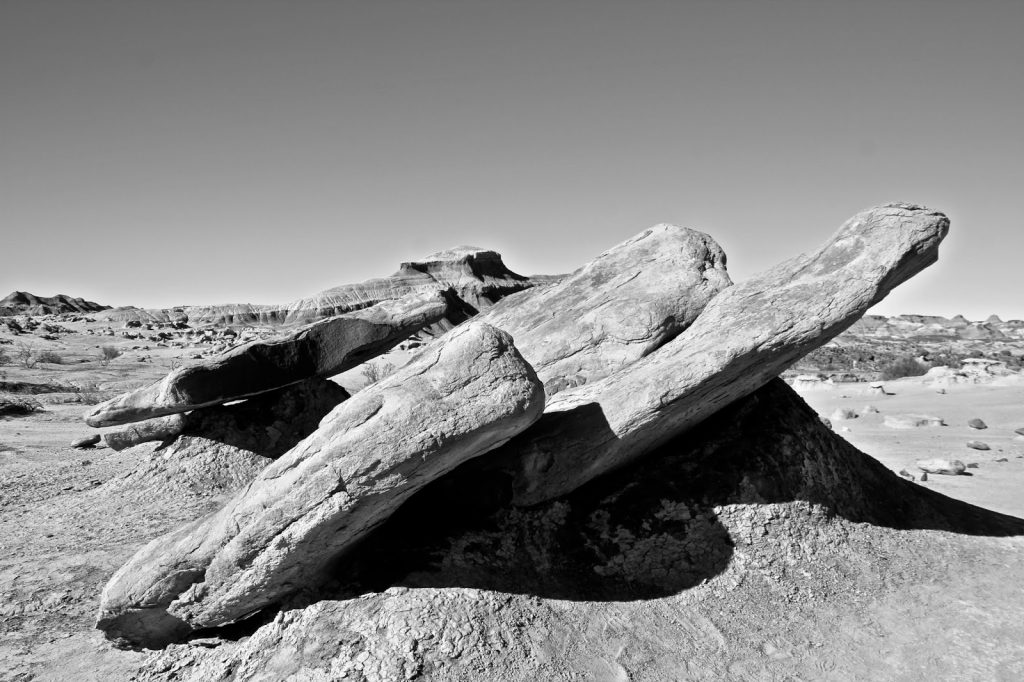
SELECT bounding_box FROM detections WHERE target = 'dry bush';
[880,356,929,380]
[99,345,122,366]
[361,361,396,386]
[15,342,37,369]
[36,350,63,365]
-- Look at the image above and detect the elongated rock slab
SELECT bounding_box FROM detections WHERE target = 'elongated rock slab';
[96,321,545,646]
[85,290,450,427]
[477,224,731,394]
[491,203,949,505]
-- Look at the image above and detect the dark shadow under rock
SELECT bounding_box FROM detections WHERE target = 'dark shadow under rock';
[311,378,1022,608]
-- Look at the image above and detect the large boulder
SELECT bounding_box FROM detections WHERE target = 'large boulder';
[478,203,949,505]
[476,223,730,394]
[97,321,545,646]
[85,291,449,427]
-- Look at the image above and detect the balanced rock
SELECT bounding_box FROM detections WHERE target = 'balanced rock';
[85,291,449,427]
[968,418,988,430]
[916,458,966,475]
[476,223,731,394]
[966,440,990,451]
[97,321,545,645]
[483,203,949,505]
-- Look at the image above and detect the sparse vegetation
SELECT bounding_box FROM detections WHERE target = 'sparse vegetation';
[361,361,396,386]
[99,345,122,366]
[880,355,930,380]
[36,350,63,365]
[15,342,37,369]
[0,394,44,416]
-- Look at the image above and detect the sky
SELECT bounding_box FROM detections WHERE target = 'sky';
[1,0,1022,319]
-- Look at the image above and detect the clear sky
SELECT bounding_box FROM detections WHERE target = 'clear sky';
[1,1,1022,319]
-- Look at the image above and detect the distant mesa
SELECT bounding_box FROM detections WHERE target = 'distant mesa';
[89,247,561,326]
[0,291,110,316]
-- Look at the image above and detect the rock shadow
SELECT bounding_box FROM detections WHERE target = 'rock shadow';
[313,378,1022,608]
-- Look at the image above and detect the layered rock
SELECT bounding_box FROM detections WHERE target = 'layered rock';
[479,203,949,505]
[85,291,448,427]
[97,322,545,645]
[476,224,731,394]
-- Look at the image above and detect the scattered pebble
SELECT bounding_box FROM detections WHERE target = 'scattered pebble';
[861,405,880,415]
[966,440,991,451]
[968,418,988,430]
[995,457,1009,463]
[920,472,928,482]
[1015,427,1024,436]
[830,407,858,421]
[966,462,980,469]
[898,469,916,481]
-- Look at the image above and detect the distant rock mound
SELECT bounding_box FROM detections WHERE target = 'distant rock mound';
[0,291,110,316]
[88,248,548,326]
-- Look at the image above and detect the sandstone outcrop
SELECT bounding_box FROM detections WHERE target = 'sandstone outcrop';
[85,291,448,427]
[97,322,545,645]
[917,458,967,475]
[479,203,949,505]
[476,224,731,394]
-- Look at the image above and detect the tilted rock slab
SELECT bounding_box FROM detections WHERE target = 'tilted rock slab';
[85,290,450,427]
[476,223,731,394]
[96,321,545,645]
[488,203,949,505]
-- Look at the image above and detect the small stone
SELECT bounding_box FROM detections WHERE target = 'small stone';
[916,458,966,475]
[71,434,101,449]
[920,472,928,481]
[898,469,915,481]
[966,440,990,451]
[994,457,1009,463]
[1015,427,1024,437]
[966,462,979,469]
[830,407,858,421]
[967,418,987,430]
[936,387,947,394]
[861,405,880,415]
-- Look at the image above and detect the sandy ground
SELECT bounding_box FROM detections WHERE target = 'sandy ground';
[794,378,1024,518]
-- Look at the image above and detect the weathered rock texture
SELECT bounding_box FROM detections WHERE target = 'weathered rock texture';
[480,203,949,505]
[134,380,1024,681]
[85,291,448,427]
[97,322,545,645]
[102,379,350,456]
[476,224,731,394]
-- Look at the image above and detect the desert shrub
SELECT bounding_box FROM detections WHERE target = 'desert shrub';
[99,345,122,366]
[880,356,929,380]
[361,361,396,386]
[15,342,37,369]
[36,350,63,365]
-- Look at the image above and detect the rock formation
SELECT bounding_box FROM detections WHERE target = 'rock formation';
[133,379,1024,681]
[97,322,545,645]
[85,291,449,427]
[481,203,949,505]
[102,379,349,455]
[88,247,546,326]
[94,203,960,662]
